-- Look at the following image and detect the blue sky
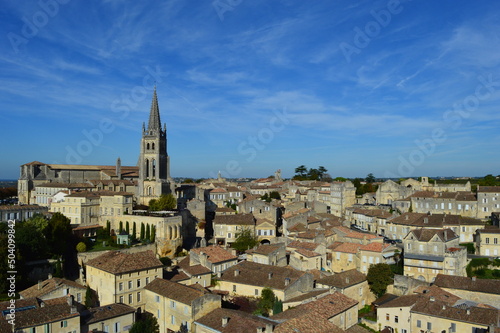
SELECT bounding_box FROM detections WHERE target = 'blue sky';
[1,0,499,180]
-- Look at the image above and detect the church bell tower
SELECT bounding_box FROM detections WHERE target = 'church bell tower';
[138,87,173,205]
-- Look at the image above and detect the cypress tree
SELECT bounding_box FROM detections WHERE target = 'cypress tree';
[145,224,151,241]
[140,222,145,240]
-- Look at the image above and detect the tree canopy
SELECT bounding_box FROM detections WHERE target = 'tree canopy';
[130,313,160,333]
[149,193,177,211]
[366,263,394,298]
[293,165,329,181]
[231,228,259,253]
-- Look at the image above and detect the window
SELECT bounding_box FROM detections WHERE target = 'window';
[417,320,421,328]
[450,323,456,332]
[255,289,259,296]
[61,320,68,328]
[402,330,407,333]
[171,300,176,308]
[128,294,133,304]
[119,282,123,291]
[171,315,175,325]
[386,313,389,321]
[158,310,161,318]
[77,293,81,302]
[233,285,237,292]
[137,292,141,302]
[137,279,141,288]
[146,277,150,285]
[486,238,490,244]
[155,295,160,302]
[114,322,120,333]
[495,238,498,245]
[184,306,189,314]
[128,281,132,289]
[427,322,432,330]
[395,316,398,323]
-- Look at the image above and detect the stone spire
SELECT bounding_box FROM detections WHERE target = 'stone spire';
[147,86,161,131]
[116,157,121,180]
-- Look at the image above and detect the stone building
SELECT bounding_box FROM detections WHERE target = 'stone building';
[86,250,163,311]
[477,186,500,219]
[474,227,500,257]
[403,228,467,282]
[144,278,221,333]
[0,204,48,222]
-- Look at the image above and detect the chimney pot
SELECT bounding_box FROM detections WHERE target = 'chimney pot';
[222,317,229,327]
[48,273,52,279]
[472,276,476,282]
[466,308,470,315]
[268,272,273,279]
[234,269,239,277]
[430,296,435,302]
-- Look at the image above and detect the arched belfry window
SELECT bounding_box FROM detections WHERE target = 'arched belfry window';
[145,159,149,178]
[152,159,156,178]
[152,143,155,150]
[146,143,150,150]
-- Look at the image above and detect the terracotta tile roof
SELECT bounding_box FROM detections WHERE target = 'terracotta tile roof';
[82,303,135,325]
[0,296,80,330]
[294,248,320,258]
[274,292,358,321]
[144,278,208,305]
[213,213,255,226]
[391,213,484,227]
[332,242,362,254]
[195,308,276,332]
[250,243,285,255]
[327,242,344,250]
[477,186,500,193]
[317,269,366,288]
[284,289,330,303]
[477,227,500,234]
[352,208,392,218]
[434,274,500,295]
[37,182,94,188]
[20,278,85,299]
[220,261,309,291]
[411,298,499,326]
[211,188,227,193]
[86,250,163,274]
[408,228,457,242]
[177,256,212,275]
[287,241,320,251]
[412,285,461,304]
[274,311,343,333]
[359,242,390,253]
[216,207,236,213]
[288,223,307,232]
[191,246,237,264]
[377,294,422,308]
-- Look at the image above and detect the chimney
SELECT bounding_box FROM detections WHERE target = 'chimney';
[38,280,42,290]
[265,323,273,333]
[466,308,470,315]
[442,305,446,310]
[430,296,435,302]
[48,273,53,279]
[284,277,290,286]
[472,276,476,282]
[424,218,428,224]
[346,277,350,284]
[268,272,273,279]
[222,317,229,327]
[116,157,122,180]
[405,215,409,220]
[67,295,73,306]
[234,269,240,277]
[70,305,77,314]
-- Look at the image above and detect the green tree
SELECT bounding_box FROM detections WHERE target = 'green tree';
[76,242,87,252]
[334,177,347,182]
[295,165,307,178]
[126,221,130,235]
[367,263,394,298]
[140,222,145,240]
[145,224,151,241]
[150,225,156,243]
[85,285,93,308]
[0,234,9,293]
[119,221,123,232]
[54,259,63,278]
[269,191,281,200]
[255,287,276,317]
[130,313,160,333]
[260,193,271,202]
[231,228,259,253]
[479,174,497,186]
[149,194,177,211]
[318,166,328,179]
[132,222,137,241]
[47,213,73,256]
[366,173,376,183]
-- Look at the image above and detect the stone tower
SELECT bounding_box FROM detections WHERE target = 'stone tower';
[137,87,173,205]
